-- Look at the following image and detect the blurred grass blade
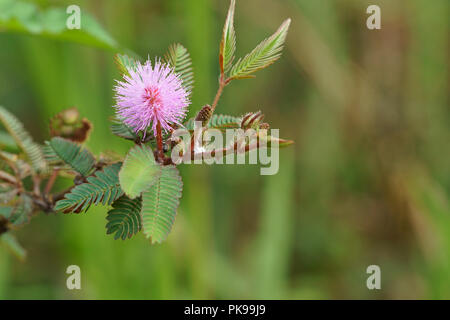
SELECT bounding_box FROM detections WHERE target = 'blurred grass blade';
[229,18,291,80]
[0,233,26,261]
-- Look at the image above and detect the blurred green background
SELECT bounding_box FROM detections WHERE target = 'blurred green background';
[0,0,449,299]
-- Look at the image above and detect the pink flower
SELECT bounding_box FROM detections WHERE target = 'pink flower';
[114,59,190,136]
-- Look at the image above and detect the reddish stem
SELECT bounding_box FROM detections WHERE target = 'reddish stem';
[156,122,164,162]
[211,75,228,113]
[45,168,60,195]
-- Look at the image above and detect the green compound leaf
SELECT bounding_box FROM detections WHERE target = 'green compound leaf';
[114,54,139,76]
[55,163,124,213]
[110,118,139,141]
[220,0,236,74]
[119,145,160,199]
[0,131,18,152]
[164,43,194,95]
[46,137,95,177]
[0,0,118,50]
[229,18,291,80]
[106,195,143,240]
[0,188,18,204]
[208,114,242,130]
[183,114,242,131]
[142,165,183,244]
[0,106,47,173]
[8,194,33,227]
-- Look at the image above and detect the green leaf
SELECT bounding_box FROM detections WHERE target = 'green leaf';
[0,131,18,152]
[119,145,160,199]
[0,188,18,204]
[0,204,13,219]
[220,0,236,74]
[0,106,47,173]
[106,195,142,240]
[164,43,194,94]
[142,165,183,244]
[54,163,124,213]
[229,18,291,80]
[184,114,242,131]
[208,114,242,130]
[110,119,139,141]
[0,0,118,50]
[46,137,95,177]
[0,232,26,261]
[114,54,139,76]
[8,194,33,227]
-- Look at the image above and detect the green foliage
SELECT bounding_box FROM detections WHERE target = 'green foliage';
[106,196,143,240]
[184,114,242,131]
[119,145,160,199]
[0,233,26,261]
[114,54,139,76]
[220,0,236,74]
[142,165,183,244]
[110,119,139,141]
[0,131,18,152]
[229,19,291,80]
[209,114,242,130]
[4,194,33,227]
[46,137,95,177]
[54,163,124,213]
[164,43,194,94]
[0,189,18,204]
[0,106,47,173]
[0,0,118,50]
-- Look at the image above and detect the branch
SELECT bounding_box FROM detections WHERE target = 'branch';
[0,170,18,185]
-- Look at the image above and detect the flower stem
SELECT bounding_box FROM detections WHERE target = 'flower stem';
[211,75,231,114]
[156,122,164,162]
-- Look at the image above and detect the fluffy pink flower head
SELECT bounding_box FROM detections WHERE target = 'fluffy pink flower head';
[114,59,190,136]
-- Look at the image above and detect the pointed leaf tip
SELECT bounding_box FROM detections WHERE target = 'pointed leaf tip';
[220,0,237,74]
[229,17,291,80]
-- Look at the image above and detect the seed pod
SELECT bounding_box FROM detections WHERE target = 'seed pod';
[259,123,270,130]
[50,108,92,143]
[195,105,213,127]
[241,111,264,129]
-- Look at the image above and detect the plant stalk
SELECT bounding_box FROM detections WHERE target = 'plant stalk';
[156,122,164,162]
